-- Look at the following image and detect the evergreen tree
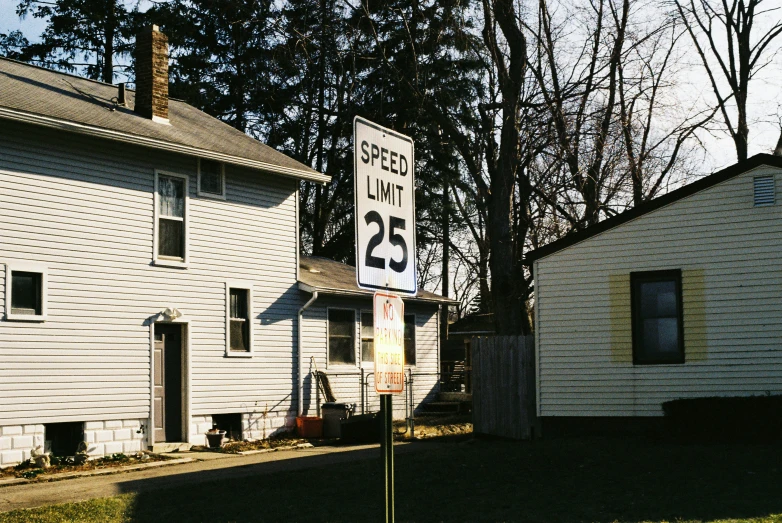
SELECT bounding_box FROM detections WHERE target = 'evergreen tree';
[150,0,279,133]
[15,0,135,83]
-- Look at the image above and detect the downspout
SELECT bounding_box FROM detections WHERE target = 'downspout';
[298,291,319,416]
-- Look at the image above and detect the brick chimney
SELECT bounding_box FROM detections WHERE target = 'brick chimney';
[134,25,169,123]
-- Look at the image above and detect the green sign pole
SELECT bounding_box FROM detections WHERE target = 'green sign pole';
[380,394,395,523]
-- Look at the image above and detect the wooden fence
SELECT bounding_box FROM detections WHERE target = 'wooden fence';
[472,335,539,439]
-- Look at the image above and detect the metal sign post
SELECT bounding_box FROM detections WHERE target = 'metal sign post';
[354,116,416,523]
[374,291,404,523]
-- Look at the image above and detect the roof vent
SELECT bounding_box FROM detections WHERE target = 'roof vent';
[774,129,782,156]
[754,175,775,206]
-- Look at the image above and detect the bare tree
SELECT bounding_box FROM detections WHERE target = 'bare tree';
[674,0,782,161]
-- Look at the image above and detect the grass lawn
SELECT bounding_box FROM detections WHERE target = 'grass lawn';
[1,436,781,522]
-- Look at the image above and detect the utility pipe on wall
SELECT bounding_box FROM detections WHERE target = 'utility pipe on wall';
[297,291,319,416]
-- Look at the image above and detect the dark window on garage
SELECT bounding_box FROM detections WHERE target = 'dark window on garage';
[631,270,684,365]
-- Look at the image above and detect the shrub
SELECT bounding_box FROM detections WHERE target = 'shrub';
[662,395,782,442]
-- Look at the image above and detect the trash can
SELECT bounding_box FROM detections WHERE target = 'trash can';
[321,402,355,438]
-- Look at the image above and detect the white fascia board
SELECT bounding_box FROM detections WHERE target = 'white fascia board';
[0,107,331,184]
[297,282,456,306]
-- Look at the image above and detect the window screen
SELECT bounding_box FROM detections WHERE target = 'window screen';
[229,288,250,351]
[328,309,355,365]
[158,175,185,259]
[200,160,224,196]
[631,270,684,364]
[11,271,42,315]
[361,312,374,363]
[404,314,416,365]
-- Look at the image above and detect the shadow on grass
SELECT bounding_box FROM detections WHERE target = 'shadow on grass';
[118,437,781,522]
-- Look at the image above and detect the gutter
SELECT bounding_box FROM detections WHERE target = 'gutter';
[297,291,319,416]
[0,107,330,185]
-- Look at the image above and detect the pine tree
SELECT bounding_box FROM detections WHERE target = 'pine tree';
[15,0,135,83]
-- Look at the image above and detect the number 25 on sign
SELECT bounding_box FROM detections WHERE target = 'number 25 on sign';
[354,116,417,296]
[374,292,405,394]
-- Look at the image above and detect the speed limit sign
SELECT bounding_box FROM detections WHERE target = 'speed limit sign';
[354,116,417,295]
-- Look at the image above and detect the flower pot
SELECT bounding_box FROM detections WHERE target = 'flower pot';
[205,430,227,448]
[296,416,323,438]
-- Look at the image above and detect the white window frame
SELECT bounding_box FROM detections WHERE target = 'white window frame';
[327,307,357,368]
[404,313,417,367]
[153,170,189,268]
[197,159,226,200]
[225,281,254,357]
[4,262,48,322]
[360,309,374,367]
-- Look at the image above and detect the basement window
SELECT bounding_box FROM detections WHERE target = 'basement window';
[5,263,47,321]
[45,422,84,457]
[198,159,226,199]
[226,283,253,356]
[754,175,775,206]
[211,413,242,441]
[631,270,684,365]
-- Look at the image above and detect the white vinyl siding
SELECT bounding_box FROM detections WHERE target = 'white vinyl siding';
[301,296,440,419]
[535,166,782,417]
[0,120,299,435]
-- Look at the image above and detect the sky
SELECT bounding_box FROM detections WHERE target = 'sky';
[1,0,781,174]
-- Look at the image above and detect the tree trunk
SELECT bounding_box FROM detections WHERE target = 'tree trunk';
[102,1,115,84]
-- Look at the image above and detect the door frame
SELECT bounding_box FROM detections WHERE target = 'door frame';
[149,317,191,445]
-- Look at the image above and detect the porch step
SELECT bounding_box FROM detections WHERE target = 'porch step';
[151,442,192,453]
[438,392,472,403]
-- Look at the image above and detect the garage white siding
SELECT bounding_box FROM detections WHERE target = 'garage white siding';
[535,165,782,417]
[301,296,440,419]
[0,120,300,433]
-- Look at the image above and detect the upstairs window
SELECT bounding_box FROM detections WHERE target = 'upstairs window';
[631,270,684,365]
[361,311,374,363]
[404,314,416,365]
[5,263,47,321]
[155,172,188,264]
[198,159,225,198]
[328,309,355,365]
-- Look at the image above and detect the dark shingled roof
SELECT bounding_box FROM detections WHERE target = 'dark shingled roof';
[525,153,782,263]
[0,57,328,183]
[299,256,456,305]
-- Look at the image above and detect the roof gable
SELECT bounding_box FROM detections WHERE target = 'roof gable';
[526,154,782,263]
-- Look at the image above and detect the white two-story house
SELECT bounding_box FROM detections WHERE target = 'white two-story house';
[0,26,451,467]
